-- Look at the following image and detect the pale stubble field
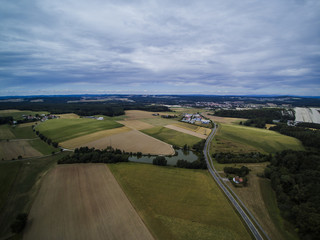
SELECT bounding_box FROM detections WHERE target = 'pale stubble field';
[23,164,154,240]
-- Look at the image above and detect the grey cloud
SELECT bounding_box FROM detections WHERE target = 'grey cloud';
[0,0,319,95]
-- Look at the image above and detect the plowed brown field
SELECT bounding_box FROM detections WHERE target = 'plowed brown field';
[23,164,154,240]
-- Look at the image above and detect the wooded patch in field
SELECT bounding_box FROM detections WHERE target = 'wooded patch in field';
[24,164,154,240]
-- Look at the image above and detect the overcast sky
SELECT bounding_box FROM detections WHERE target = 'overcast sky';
[0,0,319,96]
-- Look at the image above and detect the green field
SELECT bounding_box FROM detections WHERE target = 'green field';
[29,139,58,155]
[0,125,15,139]
[109,163,252,240]
[35,118,123,142]
[0,161,22,210]
[0,153,69,238]
[141,126,202,147]
[10,125,37,139]
[260,179,299,240]
[0,110,49,120]
[211,123,304,154]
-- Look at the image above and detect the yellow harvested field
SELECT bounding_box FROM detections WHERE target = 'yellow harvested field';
[60,126,131,149]
[117,120,154,130]
[165,125,208,139]
[174,122,211,135]
[125,110,159,120]
[266,124,276,129]
[56,113,80,119]
[203,113,247,124]
[82,130,175,155]
[23,164,154,240]
[0,140,42,160]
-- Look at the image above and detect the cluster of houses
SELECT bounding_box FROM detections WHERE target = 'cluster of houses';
[22,114,59,122]
[181,113,211,124]
[83,116,104,120]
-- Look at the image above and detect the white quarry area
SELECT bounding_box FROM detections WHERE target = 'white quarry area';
[294,107,320,124]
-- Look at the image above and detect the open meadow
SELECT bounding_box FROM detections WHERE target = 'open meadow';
[35,118,123,142]
[211,123,304,154]
[109,163,252,240]
[24,164,154,240]
[142,126,202,147]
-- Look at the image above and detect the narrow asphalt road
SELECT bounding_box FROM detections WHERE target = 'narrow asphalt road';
[203,124,269,240]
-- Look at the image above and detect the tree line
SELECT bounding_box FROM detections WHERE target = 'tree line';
[0,101,170,117]
[213,152,272,163]
[214,108,293,121]
[58,147,129,164]
[33,127,59,148]
[270,124,320,149]
[264,150,320,239]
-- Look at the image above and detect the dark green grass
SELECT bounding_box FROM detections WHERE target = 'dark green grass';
[10,126,36,139]
[260,180,299,240]
[35,118,123,142]
[0,152,69,238]
[109,163,252,240]
[213,124,304,154]
[141,126,202,147]
[29,139,58,155]
[0,161,22,210]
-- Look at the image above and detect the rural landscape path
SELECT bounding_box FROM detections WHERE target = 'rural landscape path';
[203,124,270,240]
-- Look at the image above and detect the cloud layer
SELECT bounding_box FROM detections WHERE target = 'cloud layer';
[1,0,319,95]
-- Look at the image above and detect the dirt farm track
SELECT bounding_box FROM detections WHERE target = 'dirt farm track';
[23,164,154,240]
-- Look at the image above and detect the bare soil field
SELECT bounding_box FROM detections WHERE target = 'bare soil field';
[117,120,154,130]
[60,126,131,149]
[165,125,207,139]
[125,110,159,120]
[203,113,247,124]
[0,140,42,160]
[23,164,154,240]
[82,130,175,155]
[56,113,80,119]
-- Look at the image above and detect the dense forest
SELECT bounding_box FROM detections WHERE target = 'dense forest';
[214,108,294,122]
[58,147,129,164]
[213,152,272,163]
[264,150,320,240]
[0,101,170,117]
[270,124,320,149]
